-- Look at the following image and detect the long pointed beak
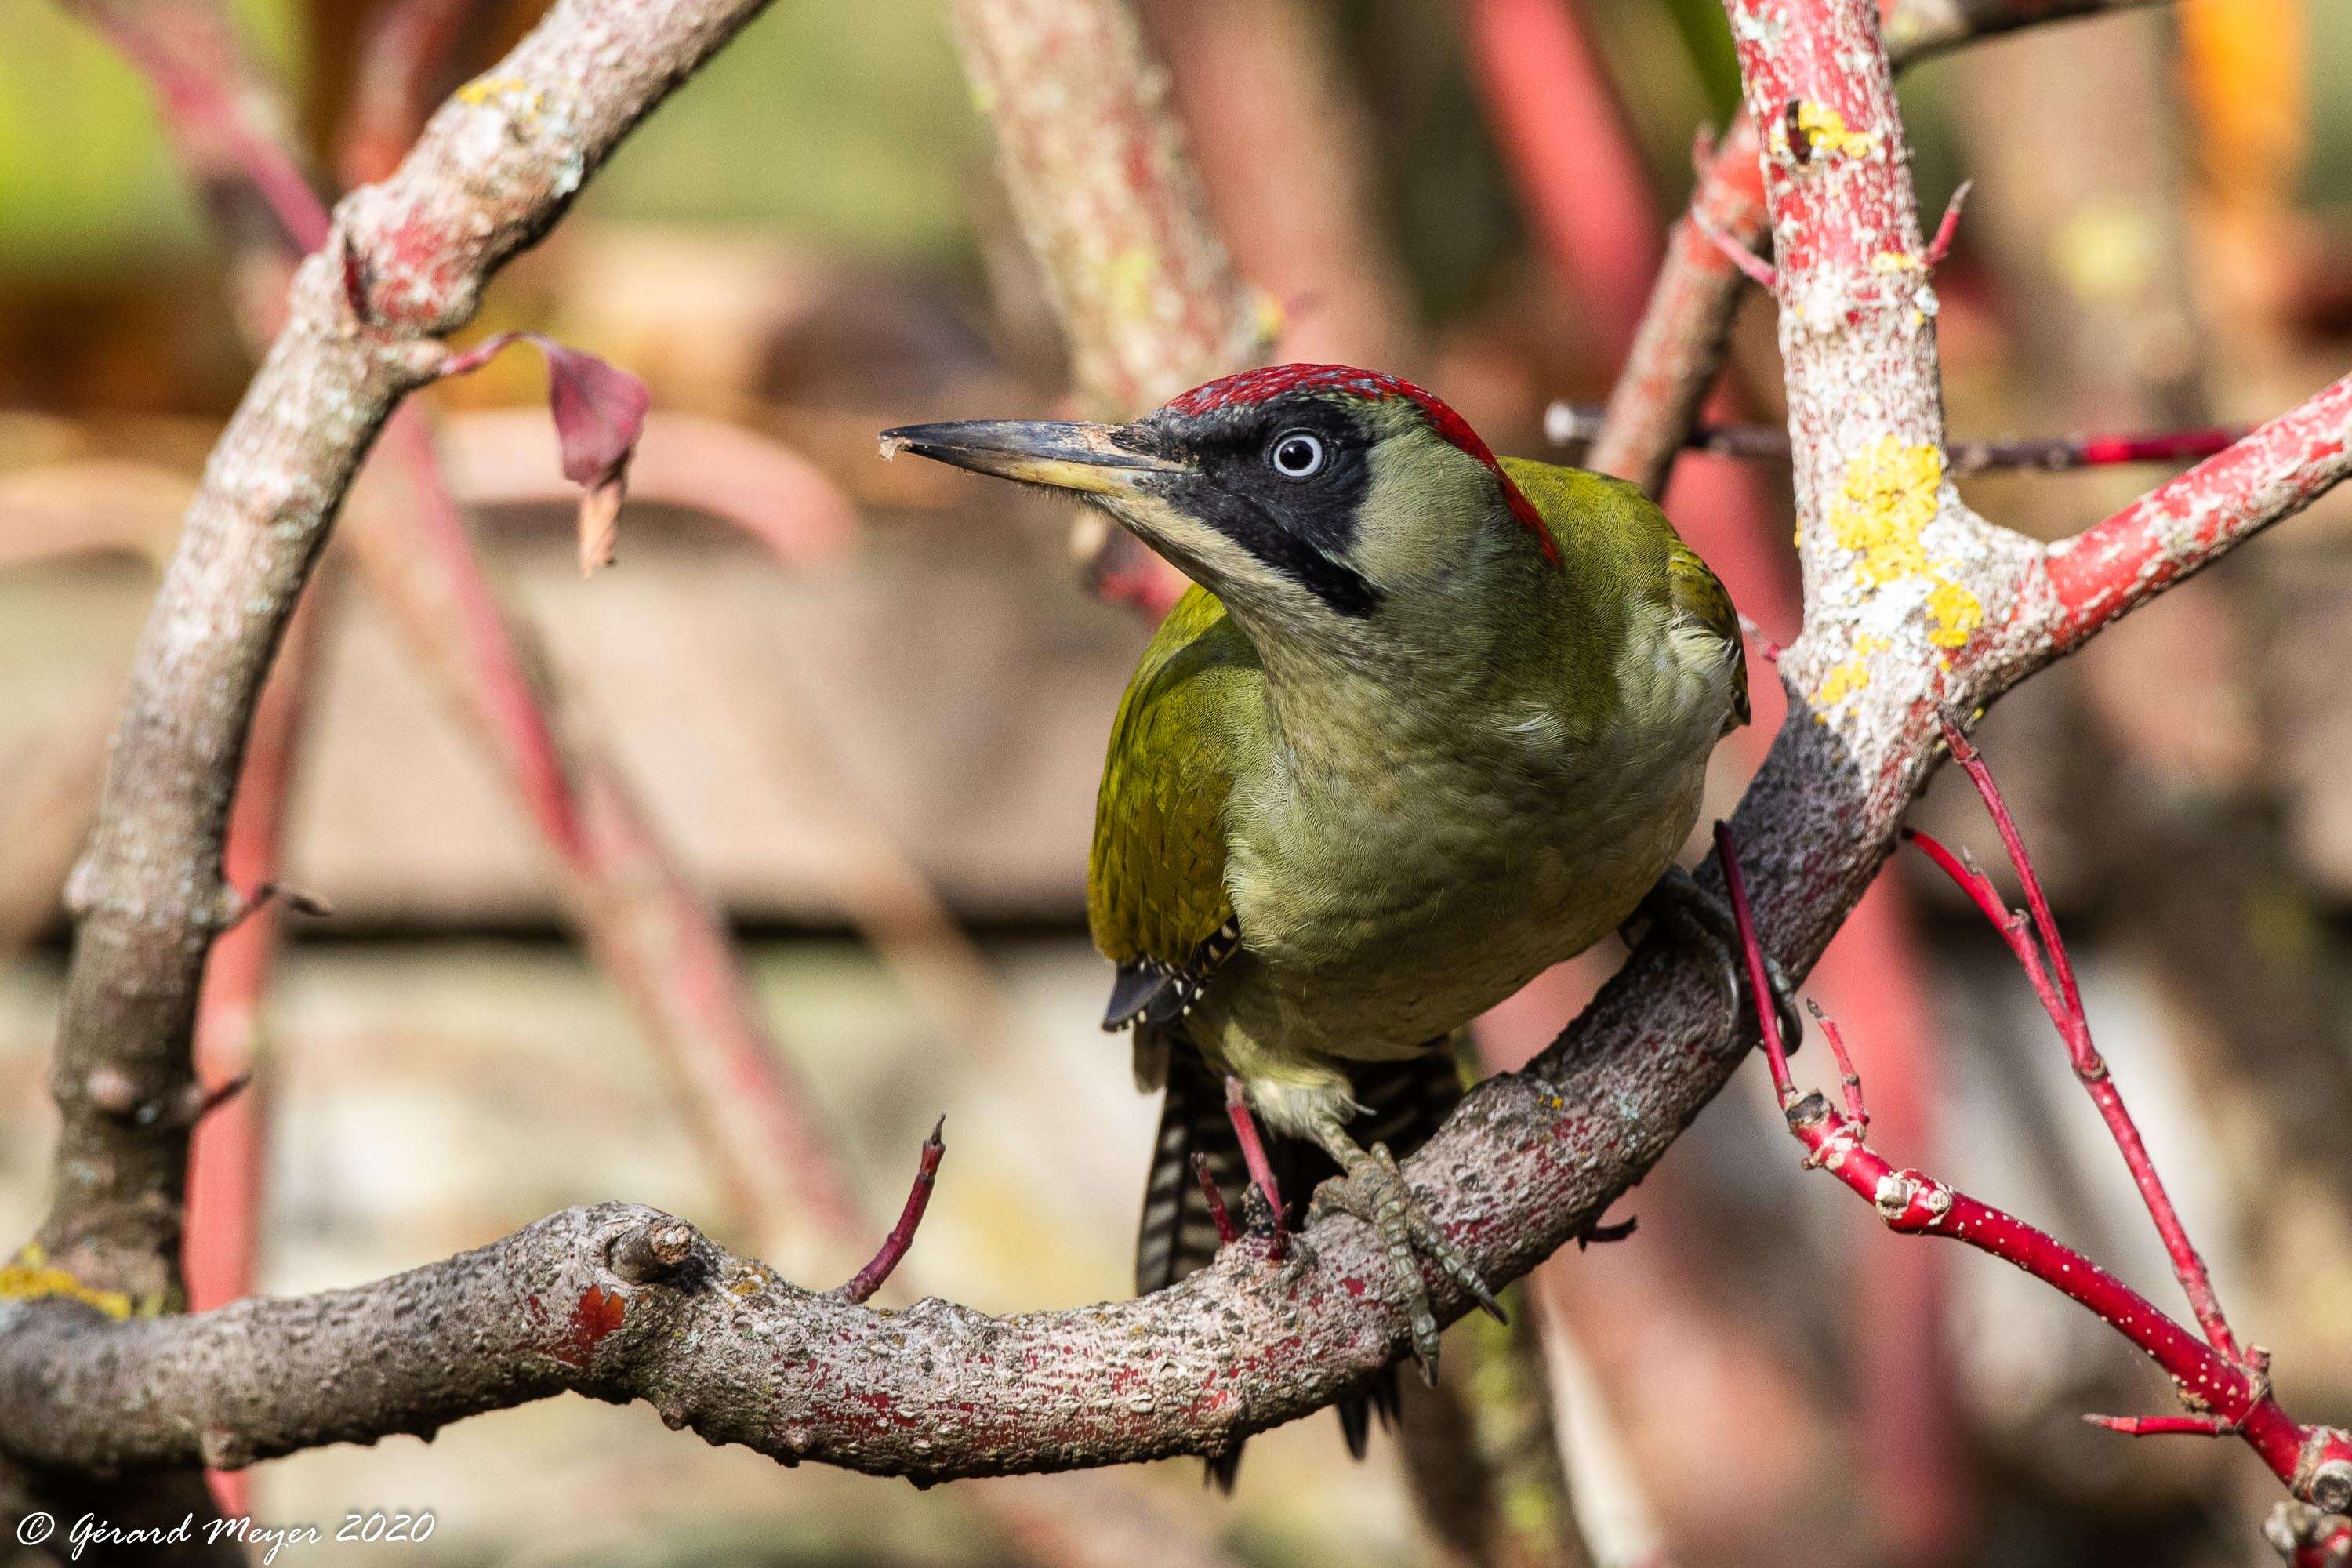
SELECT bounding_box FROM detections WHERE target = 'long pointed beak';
[877,419,1189,495]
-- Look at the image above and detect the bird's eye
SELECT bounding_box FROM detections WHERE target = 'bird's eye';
[1267,430,1327,480]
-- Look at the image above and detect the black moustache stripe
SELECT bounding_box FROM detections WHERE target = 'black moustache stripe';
[1151,475,1382,619]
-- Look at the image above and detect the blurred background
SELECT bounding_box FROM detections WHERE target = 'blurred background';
[4,0,2352,1563]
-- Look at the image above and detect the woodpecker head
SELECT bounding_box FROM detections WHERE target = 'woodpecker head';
[882,365,1559,644]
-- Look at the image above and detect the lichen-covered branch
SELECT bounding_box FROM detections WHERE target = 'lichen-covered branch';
[31,0,788,1312]
[1586,0,2158,498]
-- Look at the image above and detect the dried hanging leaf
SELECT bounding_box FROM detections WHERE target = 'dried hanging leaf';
[436,331,652,575]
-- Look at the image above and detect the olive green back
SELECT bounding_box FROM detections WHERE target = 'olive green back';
[1501,456,1749,726]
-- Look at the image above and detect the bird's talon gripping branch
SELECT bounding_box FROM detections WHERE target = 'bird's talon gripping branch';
[1308,1131,1494,1381]
[1633,862,1805,1051]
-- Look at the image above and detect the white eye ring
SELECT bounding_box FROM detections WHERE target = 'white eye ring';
[1268,430,1327,480]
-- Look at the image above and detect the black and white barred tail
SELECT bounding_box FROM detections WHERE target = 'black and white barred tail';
[1134,1036,1468,1490]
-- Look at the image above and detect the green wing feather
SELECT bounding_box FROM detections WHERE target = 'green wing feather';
[1501,456,1749,728]
[1665,536,1749,724]
[1087,583,1257,982]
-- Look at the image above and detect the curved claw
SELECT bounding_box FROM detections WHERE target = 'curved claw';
[1634,865,1805,1052]
[1319,1139,1499,1384]
[1376,1147,1507,1327]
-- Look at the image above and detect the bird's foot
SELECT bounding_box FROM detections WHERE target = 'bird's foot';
[1308,1133,1504,1385]
[1629,864,1804,1051]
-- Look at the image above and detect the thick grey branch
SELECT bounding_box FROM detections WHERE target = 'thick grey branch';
[36,0,783,1311]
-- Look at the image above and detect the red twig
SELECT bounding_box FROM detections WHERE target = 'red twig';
[1713,818,2352,1505]
[1191,1152,1240,1247]
[1809,1000,1867,1126]
[2046,372,2352,651]
[1222,1076,1287,1260]
[1920,178,1972,268]
[1552,406,2250,476]
[834,1120,946,1305]
[64,0,329,252]
[1913,716,2240,1363]
[2085,1413,2234,1437]
[1585,114,1768,494]
[1688,204,1780,291]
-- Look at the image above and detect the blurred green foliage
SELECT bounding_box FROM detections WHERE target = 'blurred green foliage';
[0,0,982,274]
[582,0,983,257]
[0,0,299,271]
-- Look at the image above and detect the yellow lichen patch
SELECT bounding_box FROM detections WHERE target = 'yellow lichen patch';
[0,1243,133,1319]
[1871,250,1922,273]
[1813,660,1867,710]
[1824,439,1984,653]
[1811,633,1890,713]
[1828,435,1944,586]
[1925,579,1984,648]
[456,75,542,118]
[1795,101,1878,161]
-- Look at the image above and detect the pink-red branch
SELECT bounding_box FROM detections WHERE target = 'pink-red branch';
[2087,1413,2235,1437]
[1460,0,1662,356]
[2046,372,2352,651]
[1713,816,2352,1506]
[1907,717,2240,1362]
[833,1120,946,1306]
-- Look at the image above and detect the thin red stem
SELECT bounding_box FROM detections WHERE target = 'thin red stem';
[1920,178,1972,267]
[2085,1413,2234,1437]
[1191,1152,1240,1247]
[1689,205,1780,290]
[1223,1076,1288,1260]
[1809,1001,1869,1124]
[1716,822,2350,1501]
[835,1120,946,1305]
[1929,719,2241,1364]
[1713,822,1794,1102]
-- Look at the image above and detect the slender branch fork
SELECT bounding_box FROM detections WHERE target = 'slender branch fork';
[1715,775,2352,1508]
[6,0,2352,1511]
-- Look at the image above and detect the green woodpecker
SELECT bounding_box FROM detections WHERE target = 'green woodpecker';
[884,364,1769,1472]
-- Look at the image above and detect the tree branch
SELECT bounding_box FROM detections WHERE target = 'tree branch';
[2044,371,2352,652]
[32,0,787,1311]
[1586,0,2158,497]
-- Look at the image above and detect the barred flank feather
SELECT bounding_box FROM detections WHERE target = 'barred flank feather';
[1134,1037,1467,1489]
